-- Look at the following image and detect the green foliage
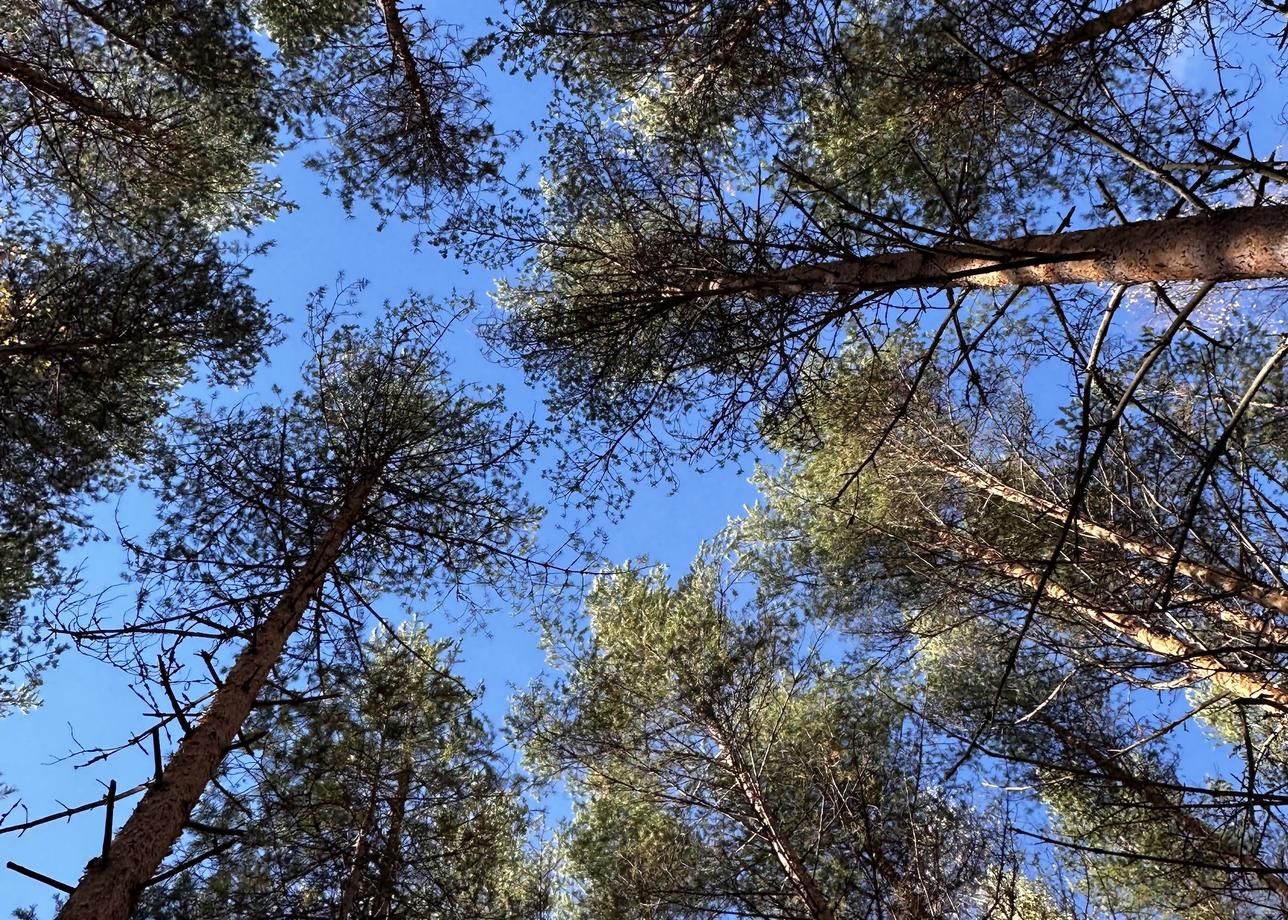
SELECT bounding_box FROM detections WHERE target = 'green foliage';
[515,553,1039,917]
[487,0,1213,475]
[105,292,539,668]
[137,625,550,919]
[0,227,270,702]
[740,339,1288,917]
[0,0,282,234]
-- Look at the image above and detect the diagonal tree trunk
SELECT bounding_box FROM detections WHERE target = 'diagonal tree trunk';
[1044,720,1288,906]
[941,532,1288,708]
[57,469,382,920]
[934,0,1183,111]
[681,205,1288,301]
[0,50,150,132]
[922,455,1288,626]
[701,711,836,920]
[1008,0,1183,72]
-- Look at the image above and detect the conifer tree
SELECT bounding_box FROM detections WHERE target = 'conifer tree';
[0,0,507,707]
[737,337,1288,915]
[54,296,537,920]
[488,0,1287,475]
[514,556,1056,919]
[135,625,549,920]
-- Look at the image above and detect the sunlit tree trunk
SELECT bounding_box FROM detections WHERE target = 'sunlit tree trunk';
[924,457,1288,625]
[944,533,1288,707]
[691,206,1288,299]
[57,471,381,920]
[701,711,836,920]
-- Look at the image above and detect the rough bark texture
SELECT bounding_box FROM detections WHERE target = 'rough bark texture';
[56,473,379,920]
[697,206,1288,299]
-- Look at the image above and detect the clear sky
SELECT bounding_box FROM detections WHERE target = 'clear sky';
[5,5,1288,916]
[0,7,761,913]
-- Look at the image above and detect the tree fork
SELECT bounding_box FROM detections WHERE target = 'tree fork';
[56,470,381,920]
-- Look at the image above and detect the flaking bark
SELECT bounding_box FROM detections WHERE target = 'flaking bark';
[683,206,1288,300]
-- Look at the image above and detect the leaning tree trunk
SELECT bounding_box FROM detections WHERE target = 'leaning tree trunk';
[701,710,836,920]
[942,532,1288,707]
[920,456,1288,631]
[0,50,150,132]
[1044,719,1288,907]
[57,470,381,920]
[932,0,1183,113]
[692,205,1288,300]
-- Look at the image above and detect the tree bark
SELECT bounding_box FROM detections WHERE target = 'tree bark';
[685,206,1288,299]
[947,534,1288,708]
[56,470,381,920]
[374,0,437,128]
[371,749,413,920]
[925,457,1288,630]
[933,0,1183,111]
[337,766,383,920]
[702,713,836,920]
[0,50,150,132]
[1010,0,1182,71]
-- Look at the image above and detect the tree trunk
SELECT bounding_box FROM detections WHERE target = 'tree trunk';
[702,713,836,920]
[337,766,383,920]
[0,50,150,132]
[688,205,1288,299]
[371,749,413,920]
[934,0,1182,111]
[1010,0,1182,71]
[946,533,1288,707]
[925,456,1288,628]
[374,0,436,128]
[1047,721,1288,906]
[57,471,381,920]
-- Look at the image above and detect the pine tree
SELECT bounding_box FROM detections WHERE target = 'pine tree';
[737,338,1288,915]
[0,0,507,624]
[135,624,549,920]
[486,0,1286,474]
[54,295,537,920]
[514,555,1053,918]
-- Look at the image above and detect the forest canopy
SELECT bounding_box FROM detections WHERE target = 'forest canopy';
[3,0,1288,918]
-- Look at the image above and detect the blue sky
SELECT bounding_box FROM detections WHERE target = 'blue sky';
[5,4,1288,915]
[0,8,761,912]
